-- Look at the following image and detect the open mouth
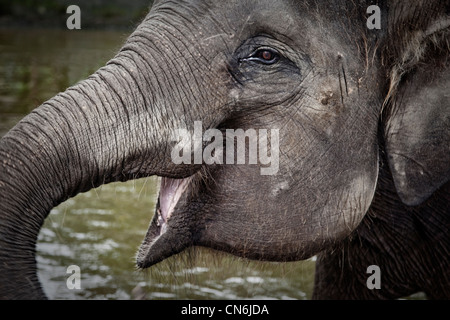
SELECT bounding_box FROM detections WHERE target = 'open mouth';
[136,175,194,268]
[156,176,192,234]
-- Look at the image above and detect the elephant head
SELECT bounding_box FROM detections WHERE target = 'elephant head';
[0,0,448,299]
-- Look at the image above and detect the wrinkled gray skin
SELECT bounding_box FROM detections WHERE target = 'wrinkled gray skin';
[0,0,449,299]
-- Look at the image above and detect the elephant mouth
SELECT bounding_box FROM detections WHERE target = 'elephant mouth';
[136,176,194,268]
[156,176,192,233]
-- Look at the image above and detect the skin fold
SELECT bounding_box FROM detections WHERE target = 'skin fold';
[0,0,448,299]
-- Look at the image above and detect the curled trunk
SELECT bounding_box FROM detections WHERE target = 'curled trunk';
[0,48,187,299]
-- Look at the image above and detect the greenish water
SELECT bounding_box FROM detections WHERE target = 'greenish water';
[0,28,315,300]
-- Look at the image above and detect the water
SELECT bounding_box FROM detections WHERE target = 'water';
[0,28,315,300]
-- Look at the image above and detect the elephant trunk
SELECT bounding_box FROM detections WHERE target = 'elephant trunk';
[0,35,196,298]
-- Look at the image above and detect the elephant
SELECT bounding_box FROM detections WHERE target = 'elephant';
[0,0,449,299]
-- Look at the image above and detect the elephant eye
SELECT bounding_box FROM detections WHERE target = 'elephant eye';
[245,48,280,65]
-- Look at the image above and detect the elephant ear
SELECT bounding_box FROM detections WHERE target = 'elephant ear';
[384,55,450,206]
[382,1,450,206]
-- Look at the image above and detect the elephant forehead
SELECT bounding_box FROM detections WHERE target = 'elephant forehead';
[149,0,313,46]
